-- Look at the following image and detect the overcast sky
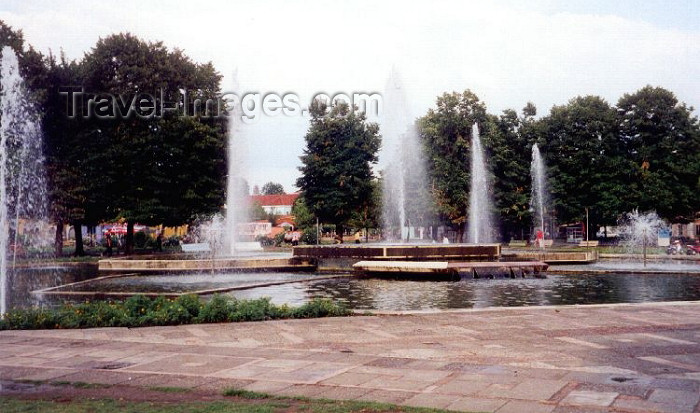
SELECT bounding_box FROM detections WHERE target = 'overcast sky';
[2,0,698,191]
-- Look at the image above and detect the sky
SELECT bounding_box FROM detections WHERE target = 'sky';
[1,0,699,192]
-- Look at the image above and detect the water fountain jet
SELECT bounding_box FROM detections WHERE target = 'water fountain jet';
[467,123,494,243]
[0,46,48,314]
[530,143,551,248]
[380,68,432,242]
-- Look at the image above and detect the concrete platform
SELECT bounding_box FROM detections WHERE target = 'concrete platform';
[2,301,699,412]
[353,260,548,278]
[98,256,315,273]
[504,249,598,264]
[295,243,501,260]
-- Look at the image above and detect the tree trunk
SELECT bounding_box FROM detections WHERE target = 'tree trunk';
[54,221,63,257]
[336,223,344,244]
[125,221,135,255]
[73,221,85,256]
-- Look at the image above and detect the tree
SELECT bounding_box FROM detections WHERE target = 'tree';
[296,100,380,242]
[418,90,488,240]
[43,53,91,256]
[616,86,700,221]
[538,96,625,233]
[348,178,382,242]
[78,33,227,253]
[261,182,285,195]
[291,196,315,230]
[484,108,533,241]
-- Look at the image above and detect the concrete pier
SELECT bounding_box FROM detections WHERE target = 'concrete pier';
[98,256,315,273]
[353,260,548,278]
[294,244,501,271]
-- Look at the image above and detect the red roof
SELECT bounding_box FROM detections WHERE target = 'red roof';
[250,193,299,207]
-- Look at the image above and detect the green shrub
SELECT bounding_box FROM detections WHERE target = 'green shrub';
[151,298,193,325]
[175,294,202,318]
[301,228,317,245]
[273,232,287,246]
[197,294,233,323]
[292,298,350,318]
[231,297,270,321]
[0,295,350,330]
[0,307,57,330]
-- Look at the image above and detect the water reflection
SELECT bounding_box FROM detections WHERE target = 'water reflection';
[66,272,319,294]
[9,266,700,312]
[227,273,700,311]
[7,264,96,309]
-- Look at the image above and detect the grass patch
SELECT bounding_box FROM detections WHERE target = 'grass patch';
[148,386,193,393]
[49,380,110,389]
[0,295,351,330]
[222,388,271,399]
[0,395,459,413]
[0,381,468,413]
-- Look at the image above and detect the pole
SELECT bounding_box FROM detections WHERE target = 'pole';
[643,227,647,268]
[541,207,545,250]
[316,217,319,245]
[585,207,589,248]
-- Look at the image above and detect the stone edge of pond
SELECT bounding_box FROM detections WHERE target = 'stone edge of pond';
[352,299,700,316]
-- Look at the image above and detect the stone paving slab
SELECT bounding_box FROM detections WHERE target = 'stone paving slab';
[1,301,699,412]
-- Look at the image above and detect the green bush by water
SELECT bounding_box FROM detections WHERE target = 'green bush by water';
[0,295,350,330]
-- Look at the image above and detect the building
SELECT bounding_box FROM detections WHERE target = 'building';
[250,193,299,215]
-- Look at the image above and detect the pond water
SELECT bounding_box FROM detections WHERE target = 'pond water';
[10,265,700,312]
[226,273,700,310]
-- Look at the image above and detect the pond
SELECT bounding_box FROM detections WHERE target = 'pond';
[226,273,700,310]
[21,266,700,312]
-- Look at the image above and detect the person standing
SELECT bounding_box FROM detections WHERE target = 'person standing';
[105,232,113,257]
[155,232,163,252]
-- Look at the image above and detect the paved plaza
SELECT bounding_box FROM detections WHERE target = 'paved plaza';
[1,301,699,412]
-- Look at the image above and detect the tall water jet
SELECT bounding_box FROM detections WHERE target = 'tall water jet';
[380,68,432,241]
[530,144,551,247]
[0,46,47,313]
[467,123,494,243]
[223,73,250,255]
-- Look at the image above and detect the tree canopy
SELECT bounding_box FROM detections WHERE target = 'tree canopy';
[296,101,381,241]
[418,90,488,239]
[419,87,700,241]
[2,25,229,255]
[261,182,285,195]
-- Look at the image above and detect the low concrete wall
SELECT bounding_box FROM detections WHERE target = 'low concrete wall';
[506,250,598,264]
[294,244,500,259]
[98,257,316,273]
[294,244,502,272]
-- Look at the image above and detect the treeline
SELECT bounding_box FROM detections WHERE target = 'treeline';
[3,20,698,250]
[1,22,228,255]
[419,88,700,240]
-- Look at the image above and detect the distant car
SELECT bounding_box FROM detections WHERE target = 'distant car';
[687,244,700,255]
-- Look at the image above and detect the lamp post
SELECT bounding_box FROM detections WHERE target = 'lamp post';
[585,207,589,248]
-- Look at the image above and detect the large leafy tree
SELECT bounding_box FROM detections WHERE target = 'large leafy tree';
[43,54,92,255]
[296,100,380,242]
[78,33,227,253]
[538,96,625,233]
[485,107,534,241]
[616,86,700,222]
[418,90,488,240]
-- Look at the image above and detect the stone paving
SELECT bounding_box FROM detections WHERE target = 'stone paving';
[1,301,699,412]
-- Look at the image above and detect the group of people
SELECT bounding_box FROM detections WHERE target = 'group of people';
[103,231,163,256]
